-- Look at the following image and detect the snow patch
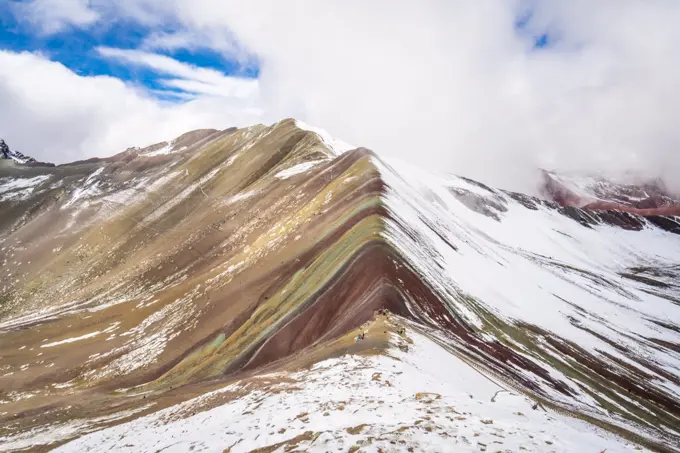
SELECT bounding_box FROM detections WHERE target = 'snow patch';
[275,160,326,179]
[40,331,102,348]
[0,175,50,201]
[294,120,356,155]
[224,189,259,205]
[142,143,188,157]
[62,167,105,209]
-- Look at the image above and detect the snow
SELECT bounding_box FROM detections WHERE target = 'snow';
[84,290,198,380]
[0,175,50,193]
[545,171,601,204]
[0,404,154,452]
[376,155,680,423]
[40,331,102,348]
[0,175,50,201]
[4,149,35,165]
[275,159,326,179]
[140,167,220,226]
[62,167,105,209]
[142,143,187,157]
[53,326,646,452]
[294,120,356,155]
[2,131,677,451]
[143,143,173,157]
[545,171,658,206]
[224,189,259,205]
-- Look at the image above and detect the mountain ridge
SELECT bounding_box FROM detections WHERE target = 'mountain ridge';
[0,119,679,452]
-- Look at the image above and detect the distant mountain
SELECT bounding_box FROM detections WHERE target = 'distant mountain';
[0,121,678,452]
[541,169,680,219]
[1,138,36,164]
[0,138,55,167]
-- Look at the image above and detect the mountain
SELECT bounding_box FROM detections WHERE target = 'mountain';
[1,139,35,165]
[1,138,55,168]
[0,120,679,452]
[541,170,680,221]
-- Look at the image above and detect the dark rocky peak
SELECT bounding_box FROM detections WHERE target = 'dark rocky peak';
[0,138,47,166]
[0,138,11,159]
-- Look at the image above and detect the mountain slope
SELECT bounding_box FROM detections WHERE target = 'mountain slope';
[50,324,642,453]
[379,157,680,450]
[0,120,678,452]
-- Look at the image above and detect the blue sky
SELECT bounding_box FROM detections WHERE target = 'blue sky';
[0,2,259,101]
[0,1,553,103]
[515,11,554,49]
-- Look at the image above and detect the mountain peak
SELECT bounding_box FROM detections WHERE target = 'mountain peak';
[1,137,55,167]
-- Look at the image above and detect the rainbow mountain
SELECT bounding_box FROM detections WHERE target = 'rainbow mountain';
[0,119,679,452]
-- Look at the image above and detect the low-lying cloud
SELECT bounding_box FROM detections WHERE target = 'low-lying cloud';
[3,1,680,194]
[0,50,262,164]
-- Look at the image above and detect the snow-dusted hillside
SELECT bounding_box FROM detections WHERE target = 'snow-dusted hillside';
[378,157,680,450]
[43,323,647,453]
[0,119,678,452]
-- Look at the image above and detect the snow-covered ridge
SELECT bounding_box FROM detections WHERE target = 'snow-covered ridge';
[45,326,644,453]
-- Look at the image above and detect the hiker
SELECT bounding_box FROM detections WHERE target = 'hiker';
[361,331,366,340]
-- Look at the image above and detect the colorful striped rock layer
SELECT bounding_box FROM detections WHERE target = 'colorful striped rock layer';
[1,119,679,452]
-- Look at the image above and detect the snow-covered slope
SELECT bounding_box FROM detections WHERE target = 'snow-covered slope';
[0,119,678,452]
[44,323,646,453]
[377,156,680,450]
[381,156,680,354]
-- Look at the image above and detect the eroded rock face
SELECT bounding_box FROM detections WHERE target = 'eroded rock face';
[0,120,678,452]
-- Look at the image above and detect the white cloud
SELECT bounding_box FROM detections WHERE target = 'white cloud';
[96,47,259,99]
[0,51,262,164]
[142,31,198,51]
[5,1,680,193]
[141,29,254,68]
[12,0,100,34]
[116,0,678,193]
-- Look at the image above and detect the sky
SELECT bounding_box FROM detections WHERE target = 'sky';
[1,1,679,193]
